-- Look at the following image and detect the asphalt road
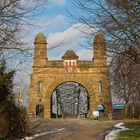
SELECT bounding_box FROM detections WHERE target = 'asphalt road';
[33,119,116,140]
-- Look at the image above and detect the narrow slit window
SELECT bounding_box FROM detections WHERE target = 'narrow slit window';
[69,61,71,66]
[73,61,75,66]
[98,81,102,93]
[66,62,68,66]
[38,82,42,93]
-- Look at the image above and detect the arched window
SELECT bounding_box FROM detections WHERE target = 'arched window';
[38,81,42,93]
[98,81,102,93]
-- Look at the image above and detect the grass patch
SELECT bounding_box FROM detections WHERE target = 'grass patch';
[124,121,140,129]
[117,121,140,140]
[117,129,140,140]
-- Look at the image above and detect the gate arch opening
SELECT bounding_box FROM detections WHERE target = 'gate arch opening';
[36,104,44,117]
[50,81,90,118]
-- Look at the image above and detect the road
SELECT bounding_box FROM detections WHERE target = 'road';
[33,119,116,140]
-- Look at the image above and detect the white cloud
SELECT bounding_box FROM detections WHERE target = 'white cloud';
[77,49,93,60]
[47,23,96,60]
[47,23,83,49]
[47,23,85,59]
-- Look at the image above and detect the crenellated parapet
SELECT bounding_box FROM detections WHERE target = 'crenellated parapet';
[33,32,108,69]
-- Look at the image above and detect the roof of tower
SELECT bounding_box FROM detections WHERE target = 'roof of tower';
[94,32,106,44]
[62,50,79,60]
[34,32,47,44]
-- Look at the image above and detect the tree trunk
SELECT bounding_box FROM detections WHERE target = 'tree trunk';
[124,103,128,118]
[132,103,135,119]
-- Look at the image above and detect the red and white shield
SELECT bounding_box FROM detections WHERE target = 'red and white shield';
[64,60,77,72]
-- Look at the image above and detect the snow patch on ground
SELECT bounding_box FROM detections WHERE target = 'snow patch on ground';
[105,122,129,140]
[21,128,65,140]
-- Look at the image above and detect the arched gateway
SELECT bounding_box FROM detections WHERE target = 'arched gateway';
[28,32,112,118]
[51,82,90,118]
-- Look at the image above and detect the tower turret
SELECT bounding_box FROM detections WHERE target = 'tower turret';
[93,33,107,66]
[33,33,47,67]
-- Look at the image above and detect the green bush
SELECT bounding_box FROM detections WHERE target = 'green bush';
[0,59,27,139]
[0,101,27,139]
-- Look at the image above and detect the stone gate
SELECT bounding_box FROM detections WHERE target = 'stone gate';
[28,32,112,118]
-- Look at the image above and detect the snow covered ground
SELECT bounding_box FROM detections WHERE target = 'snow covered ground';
[105,122,129,140]
[22,122,128,140]
[21,128,65,140]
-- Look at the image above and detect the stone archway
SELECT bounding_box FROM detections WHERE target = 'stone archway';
[50,81,90,118]
[45,78,96,118]
[28,33,113,119]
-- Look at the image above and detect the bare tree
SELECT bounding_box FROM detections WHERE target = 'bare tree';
[0,0,48,56]
[0,0,48,94]
[71,0,140,63]
[111,53,140,117]
[71,0,140,118]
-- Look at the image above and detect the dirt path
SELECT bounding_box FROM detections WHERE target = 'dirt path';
[33,119,116,140]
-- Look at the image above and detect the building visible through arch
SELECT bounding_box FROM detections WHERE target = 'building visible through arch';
[28,32,112,118]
